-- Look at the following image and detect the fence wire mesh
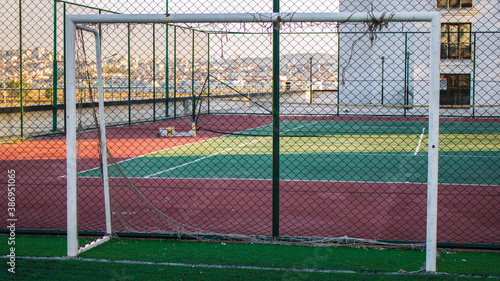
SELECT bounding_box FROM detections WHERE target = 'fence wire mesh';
[0,0,499,248]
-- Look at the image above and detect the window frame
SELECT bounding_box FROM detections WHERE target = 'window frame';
[439,73,471,106]
[437,0,473,9]
[441,22,472,60]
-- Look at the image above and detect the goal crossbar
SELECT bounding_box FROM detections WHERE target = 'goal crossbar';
[65,12,441,272]
[67,12,439,24]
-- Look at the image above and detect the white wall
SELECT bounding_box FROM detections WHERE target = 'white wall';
[338,0,499,116]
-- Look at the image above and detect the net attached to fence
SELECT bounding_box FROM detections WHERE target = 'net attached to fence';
[66,15,499,248]
[1,0,498,252]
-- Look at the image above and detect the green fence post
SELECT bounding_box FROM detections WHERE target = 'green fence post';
[173,26,177,119]
[192,29,195,118]
[272,0,280,239]
[63,2,66,133]
[192,29,198,120]
[381,56,385,105]
[404,32,408,117]
[19,0,24,139]
[165,25,169,118]
[207,33,210,115]
[153,23,156,122]
[336,32,340,116]
[52,0,58,132]
[472,32,476,118]
[309,57,313,103]
[128,23,131,125]
[165,1,169,118]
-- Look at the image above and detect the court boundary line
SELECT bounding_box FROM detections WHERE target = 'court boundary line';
[76,142,498,177]
[75,118,498,181]
[143,121,320,178]
[6,256,499,279]
[78,150,499,186]
[74,122,275,176]
[414,128,426,155]
[97,176,498,187]
[144,136,269,178]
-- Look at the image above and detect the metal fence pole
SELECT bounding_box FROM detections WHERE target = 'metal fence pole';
[192,29,195,119]
[165,1,169,117]
[309,57,313,103]
[336,32,340,116]
[153,23,156,122]
[207,33,210,115]
[381,56,385,105]
[52,0,58,132]
[404,32,408,117]
[472,32,476,118]
[19,0,24,139]
[272,0,280,239]
[173,26,177,119]
[128,23,131,125]
[63,2,66,133]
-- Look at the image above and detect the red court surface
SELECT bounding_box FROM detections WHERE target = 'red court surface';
[0,115,498,246]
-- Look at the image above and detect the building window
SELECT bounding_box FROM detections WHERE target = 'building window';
[440,74,471,106]
[441,23,471,59]
[437,0,473,9]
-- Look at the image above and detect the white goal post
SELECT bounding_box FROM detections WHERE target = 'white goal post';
[65,12,441,272]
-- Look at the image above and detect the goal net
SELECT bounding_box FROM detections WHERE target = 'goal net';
[66,12,442,271]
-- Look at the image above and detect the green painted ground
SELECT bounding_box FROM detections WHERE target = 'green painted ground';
[78,120,500,185]
[237,120,500,136]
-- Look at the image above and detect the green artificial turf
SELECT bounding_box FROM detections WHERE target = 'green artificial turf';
[1,258,494,281]
[0,235,498,280]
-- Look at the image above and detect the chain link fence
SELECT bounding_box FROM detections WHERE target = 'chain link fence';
[1,0,498,248]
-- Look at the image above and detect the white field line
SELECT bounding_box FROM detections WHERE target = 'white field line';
[151,175,499,187]
[144,136,268,178]
[74,122,274,176]
[74,176,499,187]
[80,147,499,177]
[145,121,319,178]
[74,136,222,176]
[6,256,498,279]
[414,128,426,156]
[79,150,498,180]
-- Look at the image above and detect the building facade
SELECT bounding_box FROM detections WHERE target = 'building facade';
[339,0,499,117]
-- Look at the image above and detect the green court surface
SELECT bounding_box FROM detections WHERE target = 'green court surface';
[78,120,500,186]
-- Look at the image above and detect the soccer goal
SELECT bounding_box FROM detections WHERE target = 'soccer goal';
[66,12,441,271]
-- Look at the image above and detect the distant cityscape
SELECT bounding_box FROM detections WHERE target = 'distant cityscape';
[0,46,339,97]
[0,47,63,88]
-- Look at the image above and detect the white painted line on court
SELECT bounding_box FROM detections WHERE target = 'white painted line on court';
[145,121,319,178]
[414,128,426,156]
[72,136,222,176]
[73,121,274,176]
[144,136,268,178]
[100,176,495,187]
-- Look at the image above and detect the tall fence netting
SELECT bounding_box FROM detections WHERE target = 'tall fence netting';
[0,0,498,248]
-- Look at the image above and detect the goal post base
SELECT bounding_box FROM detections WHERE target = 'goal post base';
[77,235,112,255]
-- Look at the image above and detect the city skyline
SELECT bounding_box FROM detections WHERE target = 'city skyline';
[1,45,338,90]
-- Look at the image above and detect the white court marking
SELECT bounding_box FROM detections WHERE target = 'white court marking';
[414,128,426,156]
[144,121,319,178]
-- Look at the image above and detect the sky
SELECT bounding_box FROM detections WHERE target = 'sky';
[0,0,342,59]
[72,0,341,14]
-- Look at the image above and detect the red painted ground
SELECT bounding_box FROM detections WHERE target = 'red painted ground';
[0,115,498,246]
